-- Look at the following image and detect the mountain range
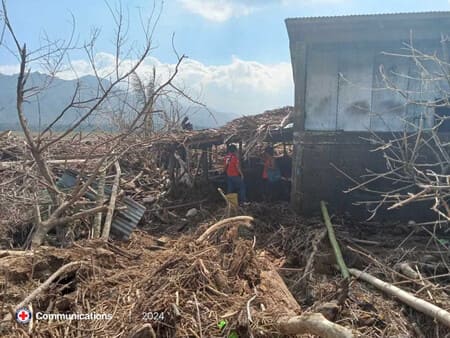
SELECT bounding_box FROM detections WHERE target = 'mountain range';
[0,72,239,131]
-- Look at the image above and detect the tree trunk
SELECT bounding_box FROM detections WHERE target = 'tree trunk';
[256,254,353,337]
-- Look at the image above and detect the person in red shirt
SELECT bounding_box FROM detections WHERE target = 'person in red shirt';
[223,144,246,204]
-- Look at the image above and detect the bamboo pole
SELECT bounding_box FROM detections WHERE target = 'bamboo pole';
[320,201,350,279]
[349,268,450,328]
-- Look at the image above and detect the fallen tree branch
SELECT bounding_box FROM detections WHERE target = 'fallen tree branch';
[31,205,109,247]
[0,159,95,169]
[257,252,353,337]
[277,313,354,338]
[3,261,84,322]
[196,216,253,243]
[349,268,450,328]
[321,201,350,279]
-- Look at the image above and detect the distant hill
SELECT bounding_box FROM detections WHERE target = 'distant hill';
[0,73,239,131]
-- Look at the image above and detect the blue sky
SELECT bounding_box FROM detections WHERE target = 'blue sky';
[2,0,450,115]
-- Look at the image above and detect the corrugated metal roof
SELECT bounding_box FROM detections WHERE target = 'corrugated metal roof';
[286,11,450,22]
[57,169,146,240]
[111,197,146,240]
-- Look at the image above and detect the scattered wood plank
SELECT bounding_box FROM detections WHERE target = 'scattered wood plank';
[101,161,121,240]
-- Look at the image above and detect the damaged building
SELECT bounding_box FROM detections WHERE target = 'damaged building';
[285,12,450,218]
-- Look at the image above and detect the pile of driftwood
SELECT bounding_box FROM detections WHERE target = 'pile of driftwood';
[152,106,293,150]
[253,202,450,337]
[1,195,449,337]
[0,131,173,248]
[2,117,450,337]
[1,216,354,338]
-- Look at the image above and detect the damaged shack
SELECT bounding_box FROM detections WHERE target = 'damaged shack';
[286,12,450,218]
[153,107,294,202]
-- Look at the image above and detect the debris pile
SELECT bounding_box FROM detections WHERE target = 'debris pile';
[1,114,450,337]
[2,199,450,337]
[152,106,293,150]
[1,216,352,338]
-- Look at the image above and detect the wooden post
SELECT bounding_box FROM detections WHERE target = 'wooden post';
[290,42,308,211]
[93,167,106,238]
[101,161,121,240]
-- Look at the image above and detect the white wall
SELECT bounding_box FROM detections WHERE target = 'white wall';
[303,41,446,132]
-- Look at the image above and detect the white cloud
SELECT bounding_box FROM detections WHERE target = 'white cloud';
[0,64,20,75]
[178,0,349,22]
[178,0,258,22]
[174,56,293,113]
[0,54,293,115]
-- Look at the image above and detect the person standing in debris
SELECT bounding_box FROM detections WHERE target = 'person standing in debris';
[262,146,281,201]
[224,144,246,204]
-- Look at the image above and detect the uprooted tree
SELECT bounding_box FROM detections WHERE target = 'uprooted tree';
[0,0,193,247]
[345,36,450,226]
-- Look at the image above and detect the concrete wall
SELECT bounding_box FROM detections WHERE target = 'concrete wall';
[291,131,439,220]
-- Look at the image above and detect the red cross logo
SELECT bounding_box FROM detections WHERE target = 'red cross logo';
[15,307,32,324]
[18,311,28,320]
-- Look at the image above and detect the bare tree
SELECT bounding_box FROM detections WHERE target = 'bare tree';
[0,0,186,247]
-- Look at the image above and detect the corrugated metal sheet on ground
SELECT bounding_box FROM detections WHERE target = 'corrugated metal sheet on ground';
[57,169,145,239]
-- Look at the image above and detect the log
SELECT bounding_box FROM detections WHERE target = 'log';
[277,313,353,338]
[320,201,349,279]
[257,255,353,338]
[349,268,450,328]
[196,216,253,243]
